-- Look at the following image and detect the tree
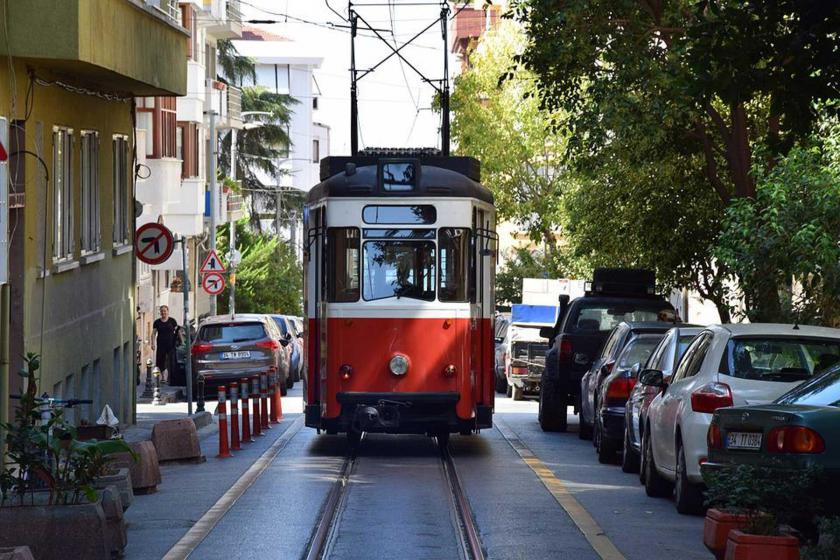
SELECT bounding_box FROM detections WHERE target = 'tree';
[496,246,587,305]
[450,20,571,253]
[510,0,840,320]
[216,219,302,315]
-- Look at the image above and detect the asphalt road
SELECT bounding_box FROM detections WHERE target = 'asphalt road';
[125,387,712,559]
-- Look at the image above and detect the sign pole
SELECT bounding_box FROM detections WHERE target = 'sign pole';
[229,221,236,316]
[181,235,193,415]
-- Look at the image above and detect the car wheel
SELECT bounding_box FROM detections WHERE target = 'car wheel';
[286,375,294,389]
[495,374,508,394]
[538,381,567,432]
[511,383,524,401]
[643,427,673,498]
[596,417,617,464]
[675,440,705,515]
[578,399,593,440]
[621,425,641,473]
[280,383,288,397]
[505,382,512,398]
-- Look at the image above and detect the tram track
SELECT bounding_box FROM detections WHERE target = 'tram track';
[303,434,485,560]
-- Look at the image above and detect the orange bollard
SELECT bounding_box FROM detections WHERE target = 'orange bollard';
[216,386,232,458]
[240,378,253,443]
[275,371,283,421]
[251,376,263,437]
[268,371,278,424]
[260,373,271,430]
[229,384,241,451]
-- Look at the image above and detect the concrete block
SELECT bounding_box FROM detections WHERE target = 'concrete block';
[93,467,133,511]
[192,410,213,430]
[151,418,203,463]
[99,486,127,556]
[0,500,109,560]
[0,547,35,560]
[112,441,161,494]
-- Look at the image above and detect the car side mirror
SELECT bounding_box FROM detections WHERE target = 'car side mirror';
[285,332,293,341]
[280,337,290,347]
[539,327,554,340]
[639,369,665,387]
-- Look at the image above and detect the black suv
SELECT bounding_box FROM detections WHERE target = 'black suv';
[538,269,676,432]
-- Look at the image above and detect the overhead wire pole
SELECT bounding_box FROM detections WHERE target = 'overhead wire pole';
[441,2,451,156]
[350,5,359,156]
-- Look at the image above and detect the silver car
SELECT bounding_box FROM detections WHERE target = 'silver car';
[192,314,289,397]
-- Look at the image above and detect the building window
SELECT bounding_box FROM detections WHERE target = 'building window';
[181,4,198,61]
[312,96,319,110]
[136,97,176,158]
[312,139,320,163]
[113,135,130,245]
[177,121,200,178]
[80,131,101,254]
[205,43,217,80]
[52,127,74,261]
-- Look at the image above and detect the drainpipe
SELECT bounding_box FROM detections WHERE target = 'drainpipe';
[207,110,218,316]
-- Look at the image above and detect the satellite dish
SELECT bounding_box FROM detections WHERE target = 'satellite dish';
[134,199,143,218]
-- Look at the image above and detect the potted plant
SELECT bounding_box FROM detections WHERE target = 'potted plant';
[0,354,134,559]
[703,464,820,560]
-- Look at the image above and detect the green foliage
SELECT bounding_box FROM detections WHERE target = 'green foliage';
[216,219,302,316]
[216,39,256,86]
[451,21,571,249]
[496,246,588,305]
[703,464,822,535]
[716,125,840,325]
[1,354,133,507]
[802,517,840,560]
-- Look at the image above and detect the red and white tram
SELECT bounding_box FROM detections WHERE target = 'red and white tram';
[303,151,497,439]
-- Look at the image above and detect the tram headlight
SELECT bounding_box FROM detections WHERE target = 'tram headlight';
[339,364,353,381]
[389,354,410,376]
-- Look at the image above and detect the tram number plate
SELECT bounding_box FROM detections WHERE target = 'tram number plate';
[726,432,762,450]
[221,351,251,360]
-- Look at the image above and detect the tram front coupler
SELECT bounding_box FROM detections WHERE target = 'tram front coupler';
[351,400,410,432]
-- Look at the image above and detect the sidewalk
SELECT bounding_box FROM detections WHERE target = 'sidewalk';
[121,387,304,559]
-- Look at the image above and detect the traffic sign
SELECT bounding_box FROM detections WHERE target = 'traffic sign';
[202,272,225,296]
[200,249,226,274]
[135,222,175,265]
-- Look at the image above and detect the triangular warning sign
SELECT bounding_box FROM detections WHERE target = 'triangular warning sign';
[200,249,226,274]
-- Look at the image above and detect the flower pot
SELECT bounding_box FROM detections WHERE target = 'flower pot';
[724,530,800,560]
[704,508,751,560]
[0,498,110,560]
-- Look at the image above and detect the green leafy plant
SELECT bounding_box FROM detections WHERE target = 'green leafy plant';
[703,464,822,535]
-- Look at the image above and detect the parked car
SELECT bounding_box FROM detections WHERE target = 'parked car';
[703,362,840,513]
[622,326,703,474]
[192,314,290,398]
[270,314,302,386]
[640,323,840,514]
[581,321,676,442]
[494,313,511,394]
[593,332,666,463]
[538,268,677,433]
[507,304,556,400]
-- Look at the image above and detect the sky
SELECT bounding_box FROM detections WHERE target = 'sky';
[239,0,467,155]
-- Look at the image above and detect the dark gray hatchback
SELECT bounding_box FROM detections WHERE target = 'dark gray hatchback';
[192,314,289,397]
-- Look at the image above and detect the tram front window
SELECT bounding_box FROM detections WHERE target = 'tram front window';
[363,241,436,301]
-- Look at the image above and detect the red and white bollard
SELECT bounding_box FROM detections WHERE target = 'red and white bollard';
[268,371,278,424]
[251,376,263,437]
[217,386,232,458]
[240,377,253,443]
[260,373,270,430]
[229,384,241,451]
[273,370,283,421]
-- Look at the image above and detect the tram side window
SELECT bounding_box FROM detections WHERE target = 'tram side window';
[439,228,470,302]
[327,228,360,302]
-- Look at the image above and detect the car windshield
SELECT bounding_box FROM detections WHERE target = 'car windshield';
[363,241,436,301]
[776,365,840,407]
[619,336,663,369]
[271,317,289,336]
[720,337,840,382]
[571,302,671,333]
[200,323,266,343]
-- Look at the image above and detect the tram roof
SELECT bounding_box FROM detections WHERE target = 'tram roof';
[310,154,492,204]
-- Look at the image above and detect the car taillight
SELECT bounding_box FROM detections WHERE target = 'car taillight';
[605,376,636,401]
[690,382,733,413]
[256,339,280,351]
[707,423,722,450]
[767,426,825,454]
[559,338,573,362]
[192,343,214,355]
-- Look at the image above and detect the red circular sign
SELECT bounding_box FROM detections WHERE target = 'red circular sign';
[135,222,175,265]
[202,272,226,296]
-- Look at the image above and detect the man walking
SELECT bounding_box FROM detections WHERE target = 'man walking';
[152,305,179,384]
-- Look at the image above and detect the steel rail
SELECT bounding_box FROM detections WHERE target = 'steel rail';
[438,437,486,560]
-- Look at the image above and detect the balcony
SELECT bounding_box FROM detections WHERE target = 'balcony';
[164,178,205,236]
[202,0,243,39]
[227,192,246,221]
[206,79,244,130]
[144,0,179,24]
[0,0,187,96]
[135,157,182,220]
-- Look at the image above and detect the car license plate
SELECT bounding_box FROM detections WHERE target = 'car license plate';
[726,432,762,450]
[221,351,250,360]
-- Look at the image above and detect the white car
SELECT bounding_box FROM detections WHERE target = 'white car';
[640,323,840,514]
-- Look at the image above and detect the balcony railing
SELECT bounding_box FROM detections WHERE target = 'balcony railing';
[146,0,180,24]
[227,0,243,23]
[227,85,242,124]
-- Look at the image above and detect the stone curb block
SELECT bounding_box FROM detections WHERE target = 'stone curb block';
[0,547,35,560]
[191,410,213,430]
[100,486,128,556]
[152,418,203,463]
[112,440,161,494]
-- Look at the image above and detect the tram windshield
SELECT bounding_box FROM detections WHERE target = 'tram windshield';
[363,241,436,301]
